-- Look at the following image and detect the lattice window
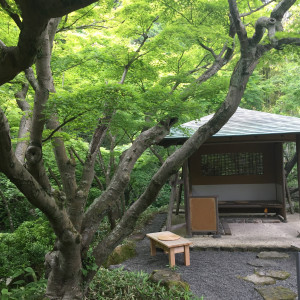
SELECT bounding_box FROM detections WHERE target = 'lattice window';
[200,152,264,176]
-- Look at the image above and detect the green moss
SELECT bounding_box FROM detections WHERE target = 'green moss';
[167,280,190,291]
[104,240,136,267]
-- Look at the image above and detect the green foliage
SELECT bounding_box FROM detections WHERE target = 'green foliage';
[135,206,166,233]
[1,270,47,300]
[0,175,37,231]
[241,72,265,110]
[0,218,55,282]
[82,249,99,277]
[242,60,300,117]
[130,149,171,207]
[87,267,200,299]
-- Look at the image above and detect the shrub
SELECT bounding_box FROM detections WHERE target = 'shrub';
[0,218,55,288]
[87,267,201,300]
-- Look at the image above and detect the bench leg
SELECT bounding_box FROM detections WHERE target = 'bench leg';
[150,240,156,256]
[169,248,175,267]
[184,245,190,266]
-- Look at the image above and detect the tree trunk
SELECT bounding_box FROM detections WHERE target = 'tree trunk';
[14,83,31,164]
[45,244,83,300]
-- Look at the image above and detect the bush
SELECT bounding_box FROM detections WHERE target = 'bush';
[87,268,201,300]
[1,273,47,300]
[0,218,55,289]
[0,174,37,231]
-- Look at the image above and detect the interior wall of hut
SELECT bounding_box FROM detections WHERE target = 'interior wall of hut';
[188,142,284,203]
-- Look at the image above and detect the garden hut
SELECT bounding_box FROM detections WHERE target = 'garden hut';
[162,108,300,236]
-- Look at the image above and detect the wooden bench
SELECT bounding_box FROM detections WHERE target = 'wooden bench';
[146,231,192,267]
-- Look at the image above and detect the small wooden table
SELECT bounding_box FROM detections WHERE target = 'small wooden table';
[146,231,192,267]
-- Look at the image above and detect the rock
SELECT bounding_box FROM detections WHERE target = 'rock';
[242,274,276,285]
[108,264,131,271]
[130,233,146,241]
[255,286,297,300]
[255,270,290,280]
[257,251,289,259]
[149,269,190,291]
[105,241,136,267]
[248,259,279,268]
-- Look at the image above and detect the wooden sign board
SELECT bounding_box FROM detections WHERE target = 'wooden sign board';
[189,196,219,234]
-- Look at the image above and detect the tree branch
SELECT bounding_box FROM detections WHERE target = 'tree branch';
[24,68,38,91]
[81,120,175,250]
[70,146,104,190]
[89,47,264,275]
[14,83,31,164]
[24,19,60,193]
[48,167,62,190]
[197,40,218,59]
[56,3,98,32]
[271,0,296,24]
[119,16,159,84]
[0,0,22,28]
[42,112,85,143]
[0,0,99,85]
[249,17,277,46]
[228,0,249,56]
[0,107,77,241]
[240,0,275,17]
[149,146,164,166]
[161,0,193,25]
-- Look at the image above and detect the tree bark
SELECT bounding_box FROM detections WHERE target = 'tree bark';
[285,152,297,176]
[14,83,31,164]
[24,19,59,194]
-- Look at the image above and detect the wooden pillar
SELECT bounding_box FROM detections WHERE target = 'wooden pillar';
[296,135,300,212]
[183,161,192,237]
[166,173,179,231]
[275,142,287,221]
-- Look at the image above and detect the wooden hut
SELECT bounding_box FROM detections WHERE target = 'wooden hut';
[162,108,300,236]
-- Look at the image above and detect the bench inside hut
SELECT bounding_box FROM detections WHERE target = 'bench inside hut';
[188,142,286,219]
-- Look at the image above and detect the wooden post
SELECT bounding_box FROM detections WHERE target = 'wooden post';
[175,182,183,215]
[296,135,300,212]
[166,173,179,231]
[183,161,192,237]
[285,175,294,214]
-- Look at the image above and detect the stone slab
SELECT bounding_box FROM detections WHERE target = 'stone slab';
[247,259,279,268]
[242,274,276,285]
[255,270,290,280]
[255,286,297,300]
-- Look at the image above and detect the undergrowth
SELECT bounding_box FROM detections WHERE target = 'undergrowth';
[87,267,202,300]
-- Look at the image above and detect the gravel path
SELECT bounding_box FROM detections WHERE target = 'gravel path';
[121,213,298,300]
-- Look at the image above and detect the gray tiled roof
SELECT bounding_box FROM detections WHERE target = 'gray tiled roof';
[168,107,300,138]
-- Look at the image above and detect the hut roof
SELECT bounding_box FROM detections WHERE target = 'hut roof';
[163,108,300,144]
